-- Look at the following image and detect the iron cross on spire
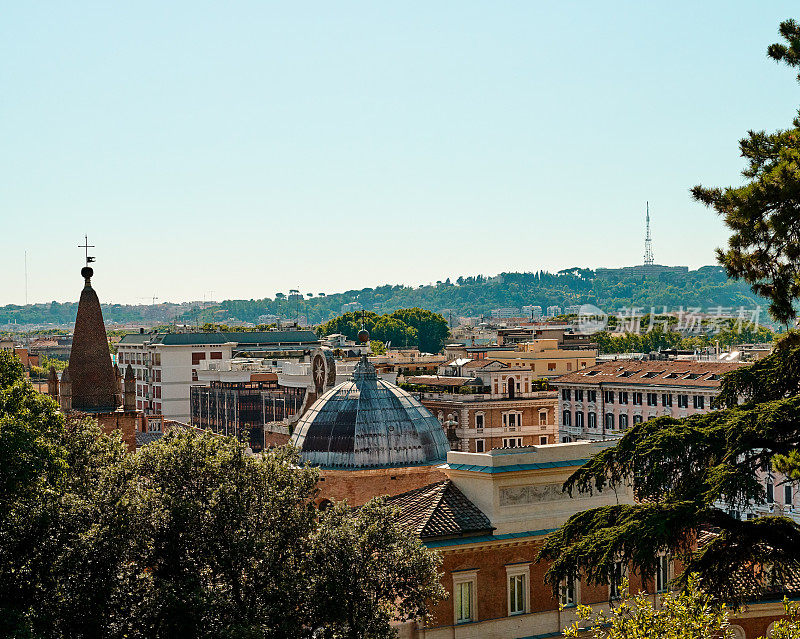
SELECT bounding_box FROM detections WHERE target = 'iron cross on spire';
[78,234,95,267]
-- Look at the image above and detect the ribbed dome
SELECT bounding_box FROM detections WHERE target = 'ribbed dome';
[291,358,450,469]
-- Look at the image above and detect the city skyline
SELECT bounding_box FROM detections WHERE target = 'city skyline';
[3,2,800,304]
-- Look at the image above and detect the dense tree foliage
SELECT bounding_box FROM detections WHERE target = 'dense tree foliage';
[540,21,800,608]
[317,308,450,353]
[562,575,731,639]
[0,350,444,637]
[0,267,764,328]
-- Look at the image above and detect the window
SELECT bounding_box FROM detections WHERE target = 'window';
[610,560,626,600]
[539,435,548,445]
[693,395,705,409]
[786,485,793,506]
[210,351,222,360]
[575,389,583,402]
[575,411,584,428]
[503,437,523,448]
[567,362,572,371]
[662,393,673,407]
[562,389,571,401]
[548,362,556,371]
[587,390,597,403]
[539,410,547,426]
[619,414,628,429]
[503,412,521,430]
[647,393,658,406]
[605,413,615,430]
[153,353,161,365]
[475,439,485,453]
[453,572,477,624]
[191,352,206,366]
[506,564,530,616]
[475,413,484,430]
[562,410,572,427]
[767,481,774,504]
[677,394,689,408]
[633,414,643,425]
[619,391,628,405]
[633,392,642,405]
[604,391,614,404]
[656,556,670,593]
[588,412,597,429]
[560,577,576,606]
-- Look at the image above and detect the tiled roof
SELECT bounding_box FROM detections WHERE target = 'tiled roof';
[135,432,163,447]
[386,480,493,540]
[552,360,743,388]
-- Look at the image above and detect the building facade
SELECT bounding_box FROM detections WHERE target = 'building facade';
[412,362,558,452]
[551,360,743,442]
[389,444,785,639]
[190,379,305,452]
[117,330,319,422]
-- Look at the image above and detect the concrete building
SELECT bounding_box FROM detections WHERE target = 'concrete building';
[551,360,743,442]
[546,306,562,317]
[455,339,597,378]
[490,308,520,319]
[406,360,558,452]
[521,305,542,319]
[117,330,320,422]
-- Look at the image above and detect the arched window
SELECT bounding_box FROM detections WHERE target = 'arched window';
[318,499,332,512]
[562,410,572,427]
[507,377,516,399]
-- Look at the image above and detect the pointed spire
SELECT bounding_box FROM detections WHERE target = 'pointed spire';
[68,263,118,412]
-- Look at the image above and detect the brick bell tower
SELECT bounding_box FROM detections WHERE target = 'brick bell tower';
[67,237,118,412]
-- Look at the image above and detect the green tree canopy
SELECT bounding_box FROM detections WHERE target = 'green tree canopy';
[0,351,444,638]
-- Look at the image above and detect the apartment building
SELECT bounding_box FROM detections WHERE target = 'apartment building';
[551,360,743,442]
[117,330,319,422]
[408,360,558,452]
[461,339,597,378]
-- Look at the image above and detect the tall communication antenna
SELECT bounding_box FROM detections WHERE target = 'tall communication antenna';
[643,202,654,265]
[24,250,28,306]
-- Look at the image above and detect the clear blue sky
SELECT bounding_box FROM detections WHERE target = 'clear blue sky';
[3,2,799,305]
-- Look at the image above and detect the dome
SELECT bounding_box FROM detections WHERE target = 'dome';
[291,358,450,469]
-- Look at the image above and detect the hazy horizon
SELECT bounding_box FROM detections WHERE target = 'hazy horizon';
[3,2,799,305]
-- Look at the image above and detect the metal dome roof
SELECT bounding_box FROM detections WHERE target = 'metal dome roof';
[291,358,450,470]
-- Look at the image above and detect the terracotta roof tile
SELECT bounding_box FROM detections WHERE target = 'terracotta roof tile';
[552,360,744,389]
[386,480,493,540]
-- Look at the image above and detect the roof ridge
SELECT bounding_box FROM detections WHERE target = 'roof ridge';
[420,480,454,538]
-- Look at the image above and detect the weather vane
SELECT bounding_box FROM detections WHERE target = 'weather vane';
[78,234,96,267]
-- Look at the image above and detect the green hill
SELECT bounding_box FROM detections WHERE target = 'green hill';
[0,266,768,328]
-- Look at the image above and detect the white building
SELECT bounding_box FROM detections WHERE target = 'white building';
[490,307,520,319]
[521,305,543,319]
[117,330,320,422]
[546,305,562,317]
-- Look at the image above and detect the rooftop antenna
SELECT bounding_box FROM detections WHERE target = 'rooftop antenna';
[24,250,28,306]
[643,202,654,266]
